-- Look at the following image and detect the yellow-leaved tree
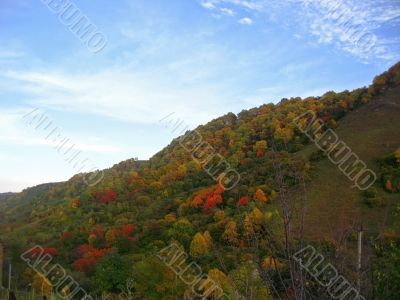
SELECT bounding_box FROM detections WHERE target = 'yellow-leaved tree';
[203,230,212,251]
[207,268,230,298]
[243,213,254,239]
[223,220,239,246]
[32,273,52,297]
[251,207,264,226]
[270,190,278,201]
[190,232,209,257]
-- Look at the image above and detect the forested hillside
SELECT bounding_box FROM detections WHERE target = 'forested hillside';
[0,193,15,201]
[0,63,399,299]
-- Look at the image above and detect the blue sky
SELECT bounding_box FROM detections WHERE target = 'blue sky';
[0,0,399,192]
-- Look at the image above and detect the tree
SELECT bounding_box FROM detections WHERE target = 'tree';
[203,188,224,213]
[74,245,111,274]
[254,140,268,157]
[60,231,71,243]
[243,214,254,240]
[203,195,217,213]
[372,237,400,299]
[133,256,186,299]
[43,247,58,256]
[120,224,135,237]
[214,209,227,230]
[251,208,263,226]
[255,189,268,204]
[176,164,187,178]
[238,196,249,207]
[192,195,203,208]
[270,190,278,201]
[88,234,97,247]
[223,221,239,246]
[229,261,272,299]
[214,210,226,223]
[207,268,231,299]
[215,184,225,194]
[190,233,209,257]
[167,218,194,248]
[105,229,119,246]
[274,126,294,143]
[203,230,212,251]
[165,213,177,223]
[214,193,223,205]
[262,256,284,270]
[104,224,135,250]
[395,147,400,164]
[71,198,80,209]
[92,225,104,238]
[385,179,393,192]
[32,273,52,296]
[93,253,131,293]
[92,189,118,204]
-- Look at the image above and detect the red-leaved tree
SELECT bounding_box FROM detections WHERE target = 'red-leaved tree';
[238,196,249,207]
[92,189,118,204]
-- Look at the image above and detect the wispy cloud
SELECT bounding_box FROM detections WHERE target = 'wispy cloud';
[291,0,400,62]
[0,46,26,66]
[0,50,25,59]
[0,109,122,154]
[238,17,253,25]
[198,0,400,63]
[220,7,235,16]
[1,65,233,128]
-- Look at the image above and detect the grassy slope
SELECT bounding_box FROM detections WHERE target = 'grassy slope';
[303,86,400,241]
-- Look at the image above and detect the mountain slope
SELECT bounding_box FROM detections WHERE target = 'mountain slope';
[0,62,399,299]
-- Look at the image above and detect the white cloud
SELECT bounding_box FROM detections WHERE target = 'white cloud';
[201,1,216,10]
[199,0,265,12]
[220,7,235,16]
[222,0,264,11]
[238,17,253,25]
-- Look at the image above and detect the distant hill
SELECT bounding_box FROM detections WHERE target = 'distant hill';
[0,192,16,201]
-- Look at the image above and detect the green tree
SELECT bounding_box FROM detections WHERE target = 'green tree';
[229,261,273,299]
[372,237,400,299]
[167,218,194,248]
[93,253,131,293]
